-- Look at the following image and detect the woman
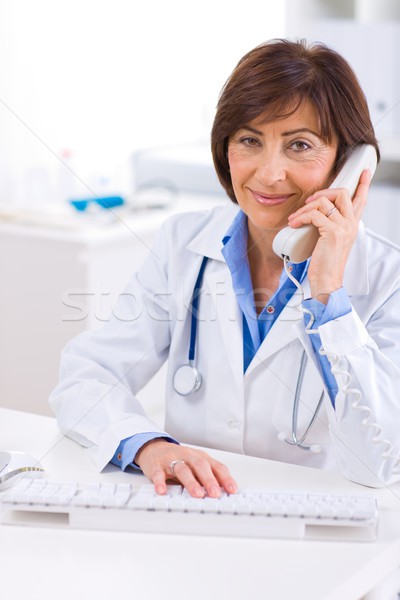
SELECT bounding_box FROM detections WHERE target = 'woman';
[50,39,400,495]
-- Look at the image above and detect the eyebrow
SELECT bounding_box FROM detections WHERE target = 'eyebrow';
[282,128,321,137]
[241,125,321,138]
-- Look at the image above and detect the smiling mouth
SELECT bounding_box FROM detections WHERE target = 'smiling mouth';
[251,190,294,206]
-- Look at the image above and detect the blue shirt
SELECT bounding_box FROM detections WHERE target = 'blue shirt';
[110,209,351,470]
[221,210,351,400]
[221,209,309,372]
[111,432,178,471]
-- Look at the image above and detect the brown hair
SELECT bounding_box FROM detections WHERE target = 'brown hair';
[211,39,380,203]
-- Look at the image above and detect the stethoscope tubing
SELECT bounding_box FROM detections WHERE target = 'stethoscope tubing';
[283,349,324,452]
[188,256,209,361]
[173,256,323,452]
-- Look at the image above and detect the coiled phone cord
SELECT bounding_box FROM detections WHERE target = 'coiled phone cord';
[284,256,400,475]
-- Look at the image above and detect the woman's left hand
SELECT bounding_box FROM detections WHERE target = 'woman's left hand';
[287,169,372,304]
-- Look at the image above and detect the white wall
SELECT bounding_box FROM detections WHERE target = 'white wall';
[0,0,285,208]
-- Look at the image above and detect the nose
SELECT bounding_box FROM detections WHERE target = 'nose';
[255,149,287,186]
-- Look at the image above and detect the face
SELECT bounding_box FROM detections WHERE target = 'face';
[227,100,338,245]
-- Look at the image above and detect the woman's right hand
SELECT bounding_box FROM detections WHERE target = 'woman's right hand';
[135,439,238,498]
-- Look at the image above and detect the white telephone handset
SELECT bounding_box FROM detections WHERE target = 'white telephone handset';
[272,144,378,264]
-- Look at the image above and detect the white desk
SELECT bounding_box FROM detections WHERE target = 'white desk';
[1,408,400,600]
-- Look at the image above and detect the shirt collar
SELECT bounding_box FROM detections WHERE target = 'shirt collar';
[222,209,308,282]
[221,209,248,273]
[185,204,369,297]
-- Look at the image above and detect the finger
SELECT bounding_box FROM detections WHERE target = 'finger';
[351,169,372,221]
[210,460,238,495]
[189,458,226,498]
[360,168,372,185]
[152,468,168,495]
[306,190,352,217]
[171,461,206,498]
[288,196,343,227]
[304,187,350,208]
[308,197,343,220]
[182,457,238,497]
[307,168,372,214]
[288,205,343,230]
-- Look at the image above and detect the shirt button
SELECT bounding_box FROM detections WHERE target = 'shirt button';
[117,453,122,461]
[228,419,240,430]
[266,305,275,314]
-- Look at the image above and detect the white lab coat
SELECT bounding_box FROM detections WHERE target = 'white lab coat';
[50,203,400,487]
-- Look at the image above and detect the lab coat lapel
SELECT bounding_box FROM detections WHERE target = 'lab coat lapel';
[186,204,244,393]
[246,223,369,375]
[204,266,244,393]
[245,295,303,377]
[184,207,368,390]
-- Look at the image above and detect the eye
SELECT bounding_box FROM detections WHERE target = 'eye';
[289,140,311,152]
[239,136,261,147]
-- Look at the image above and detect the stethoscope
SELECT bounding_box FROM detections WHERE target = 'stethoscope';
[277,350,324,454]
[173,256,209,396]
[172,256,324,453]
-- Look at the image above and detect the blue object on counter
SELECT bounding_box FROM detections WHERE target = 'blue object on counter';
[69,196,125,212]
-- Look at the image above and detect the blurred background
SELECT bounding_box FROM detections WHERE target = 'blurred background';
[1,0,399,417]
[0,0,287,208]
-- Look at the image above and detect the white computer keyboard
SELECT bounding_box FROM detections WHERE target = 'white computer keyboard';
[0,478,378,542]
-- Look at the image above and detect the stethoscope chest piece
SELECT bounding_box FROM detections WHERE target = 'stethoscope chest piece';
[173,363,202,396]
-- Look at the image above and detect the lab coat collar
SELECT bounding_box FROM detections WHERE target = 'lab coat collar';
[186,203,240,261]
[187,204,369,298]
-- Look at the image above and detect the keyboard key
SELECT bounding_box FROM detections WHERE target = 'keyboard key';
[0,480,378,542]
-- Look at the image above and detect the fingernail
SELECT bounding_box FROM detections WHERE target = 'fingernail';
[194,485,205,497]
[156,484,165,495]
[210,485,221,498]
[227,483,237,494]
